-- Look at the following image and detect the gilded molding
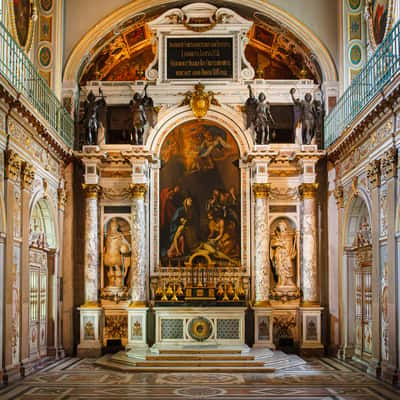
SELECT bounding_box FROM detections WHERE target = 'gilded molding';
[299,183,319,199]
[21,161,35,189]
[82,184,102,198]
[129,183,148,198]
[252,183,271,198]
[366,159,381,189]
[381,147,397,179]
[334,185,344,208]
[5,150,22,181]
[58,188,67,210]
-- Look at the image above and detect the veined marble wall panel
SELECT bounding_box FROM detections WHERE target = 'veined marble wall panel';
[380,244,389,361]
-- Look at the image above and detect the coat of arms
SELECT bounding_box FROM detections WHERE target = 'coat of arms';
[179,83,220,118]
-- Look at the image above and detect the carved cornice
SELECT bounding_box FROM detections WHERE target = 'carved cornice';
[334,184,344,208]
[298,183,319,199]
[82,184,102,199]
[367,159,381,189]
[58,188,67,210]
[381,147,397,179]
[252,183,271,198]
[21,161,35,189]
[129,183,148,199]
[5,149,22,182]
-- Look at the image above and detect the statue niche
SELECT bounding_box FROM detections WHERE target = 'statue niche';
[269,218,300,301]
[102,217,131,301]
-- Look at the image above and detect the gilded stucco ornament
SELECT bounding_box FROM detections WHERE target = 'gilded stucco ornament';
[381,147,397,179]
[5,150,22,182]
[179,83,220,119]
[57,188,67,210]
[334,184,344,208]
[21,161,35,189]
[366,159,381,189]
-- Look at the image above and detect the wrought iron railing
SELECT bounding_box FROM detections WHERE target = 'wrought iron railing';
[325,20,400,148]
[0,21,73,148]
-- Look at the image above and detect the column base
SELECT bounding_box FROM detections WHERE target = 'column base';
[253,307,275,348]
[78,306,104,358]
[298,306,324,354]
[127,307,148,350]
[2,364,21,384]
[381,362,399,385]
[367,358,382,378]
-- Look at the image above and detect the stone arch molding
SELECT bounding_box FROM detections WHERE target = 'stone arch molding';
[146,105,252,158]
[63,0,337,84]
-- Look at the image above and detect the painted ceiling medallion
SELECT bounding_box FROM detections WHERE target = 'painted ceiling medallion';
[188,317,213,342]
[180,83,220,119]
[9,0,36,52]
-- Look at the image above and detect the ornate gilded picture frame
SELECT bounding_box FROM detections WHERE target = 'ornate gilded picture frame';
[8,0,36,52]
[367,0,395,50]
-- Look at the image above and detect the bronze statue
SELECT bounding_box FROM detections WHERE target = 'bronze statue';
[129,84,157,145]
[81,89,106,145]
[290,88,319,145]
[245,86,275,144]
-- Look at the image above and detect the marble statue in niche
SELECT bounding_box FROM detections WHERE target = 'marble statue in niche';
[103,218,131,299]
[270,219,300,300]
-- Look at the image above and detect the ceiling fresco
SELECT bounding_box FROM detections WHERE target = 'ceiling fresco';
[79,5,321,84]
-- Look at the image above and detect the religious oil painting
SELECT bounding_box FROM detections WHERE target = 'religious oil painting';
[159,120,240,266]
[103,217,131,288]
[372,0,390,45]
[11,0,33,48]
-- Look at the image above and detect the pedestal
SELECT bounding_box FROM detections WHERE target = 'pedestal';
[77,307,103,357]
[126,307,148,351]
[253,308,274,348]
[298,307,324,356]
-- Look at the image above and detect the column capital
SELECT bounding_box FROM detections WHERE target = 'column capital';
[299,183,319,199]
[334,184,344,208]
[5,149,22,182]
[381,147,397,180]
[129,183,148,198]
[367,159,381,189]
[21,161,35,190]
[252,183,271,198]
[82,184,102,198]
[58,188,67,210]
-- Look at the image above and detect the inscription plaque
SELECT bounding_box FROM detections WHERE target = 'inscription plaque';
[167,37,233,79]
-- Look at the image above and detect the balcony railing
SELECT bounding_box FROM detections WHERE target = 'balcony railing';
[0,21,73,148]
[325,20,400,148]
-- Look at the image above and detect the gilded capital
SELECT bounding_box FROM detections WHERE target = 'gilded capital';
[5,149,21,181]
[58,188,67,210]
[381,147,397,179]
[299,183,319,199]
[366,159,381,189]
[21,161,35,189]
[334,185,344,208]
[130,183,148,198]
[252,183,271,198]
[82,184,102,199]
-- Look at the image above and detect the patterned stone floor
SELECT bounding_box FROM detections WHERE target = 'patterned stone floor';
[0,355,399,400]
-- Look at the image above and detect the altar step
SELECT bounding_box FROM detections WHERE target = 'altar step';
[96,347,279,373]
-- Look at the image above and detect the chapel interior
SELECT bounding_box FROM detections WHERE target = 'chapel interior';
[0,0,400,399]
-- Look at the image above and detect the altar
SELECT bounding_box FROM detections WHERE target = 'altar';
[76,3,326,359]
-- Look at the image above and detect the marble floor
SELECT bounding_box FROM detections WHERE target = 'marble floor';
[0,355,399,400]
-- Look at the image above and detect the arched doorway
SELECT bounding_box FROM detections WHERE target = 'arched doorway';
[28,198,57,359]
[344,195,373,362]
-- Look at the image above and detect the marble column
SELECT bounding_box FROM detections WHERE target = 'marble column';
[19,162,35,373]
[381,148,399,384]
[299,183,319,305]
[129,184,148,306]
[82,184,101,306]
[253,183,270,306]
[367,159,382,377]
[78,184,102,357]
